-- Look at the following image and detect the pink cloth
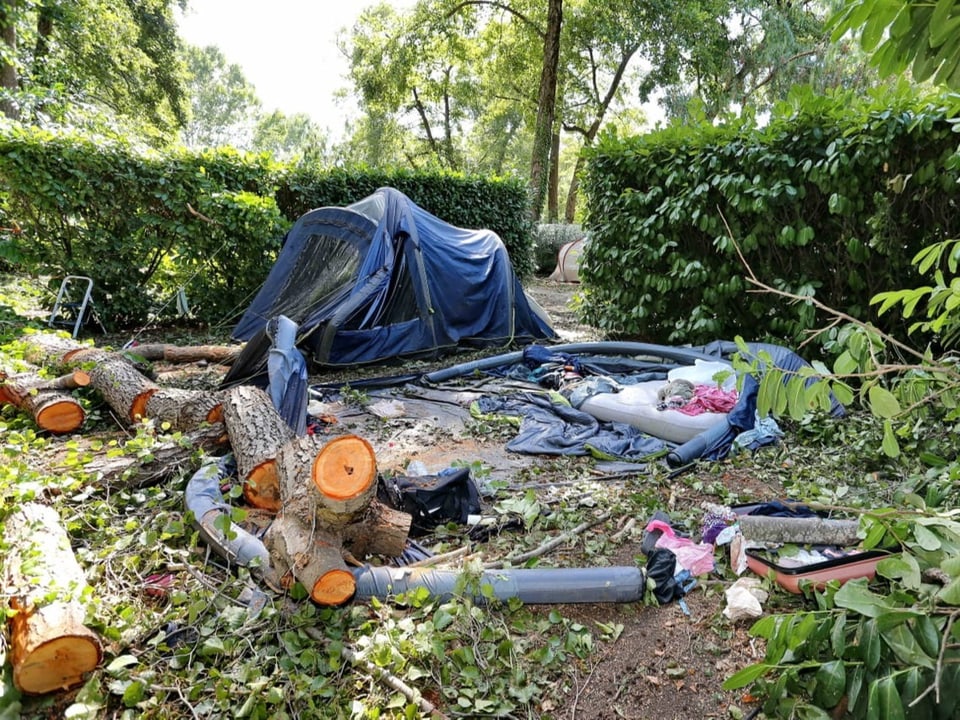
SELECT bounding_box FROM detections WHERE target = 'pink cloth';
[645,519,716,576]
[676,385,738,416]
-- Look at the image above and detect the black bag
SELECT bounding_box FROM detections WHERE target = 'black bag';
[379,467,481,536]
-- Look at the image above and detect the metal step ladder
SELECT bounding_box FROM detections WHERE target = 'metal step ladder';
[48,275,95,338]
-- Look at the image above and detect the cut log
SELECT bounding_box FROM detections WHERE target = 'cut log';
[79,423,229,488]
[276,434,378,528]
[144,387,224,432]
[341,500,413,559]
[0,370,87,434]
[126,343,243,365]
[264,514,356,606]
[2,503,103,694]
[69,348,160,424]
[18,332,87,369]
[738,515,861,546]
[222,385,295,512]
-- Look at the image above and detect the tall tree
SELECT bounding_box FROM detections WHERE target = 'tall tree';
[0,0,19,119]
[251,110,327,161]
[180,44,260,149]
[0,0,189,135]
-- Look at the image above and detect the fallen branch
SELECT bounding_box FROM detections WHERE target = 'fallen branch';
[302,626,447,719]
[484,511,612,569]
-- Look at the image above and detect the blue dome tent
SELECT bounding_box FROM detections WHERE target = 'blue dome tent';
[223,187,556,387]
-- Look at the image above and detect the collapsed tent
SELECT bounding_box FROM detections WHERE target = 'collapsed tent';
[223,188,556,386]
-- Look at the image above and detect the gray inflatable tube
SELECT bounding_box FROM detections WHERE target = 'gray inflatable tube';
[353,564,645,604]
[422,341,723,384]
[184,459,274,580]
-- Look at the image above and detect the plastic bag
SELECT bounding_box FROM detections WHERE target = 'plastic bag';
[379,467,481,536]
[644,519,715,576]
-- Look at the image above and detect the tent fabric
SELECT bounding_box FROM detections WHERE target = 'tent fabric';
[223,188,556,386]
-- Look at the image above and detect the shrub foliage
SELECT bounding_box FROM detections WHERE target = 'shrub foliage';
[0,127,534,329]
[580,86,960,349]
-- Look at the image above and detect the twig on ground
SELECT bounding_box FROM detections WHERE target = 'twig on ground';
[303,626,447,718]
[484,511,612,569]
[405,545,473,568]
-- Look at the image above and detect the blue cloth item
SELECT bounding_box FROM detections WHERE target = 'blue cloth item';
[475,392,667,460]
[733,412,784,452]
[266,315,308,436]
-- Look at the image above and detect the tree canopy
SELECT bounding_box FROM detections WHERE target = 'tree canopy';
[0,0,189,137]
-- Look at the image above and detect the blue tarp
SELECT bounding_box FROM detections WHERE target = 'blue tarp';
[223,188,556,386]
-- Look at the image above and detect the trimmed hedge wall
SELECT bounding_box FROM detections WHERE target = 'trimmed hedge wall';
[0,126,534,329]
[580,87,960,349]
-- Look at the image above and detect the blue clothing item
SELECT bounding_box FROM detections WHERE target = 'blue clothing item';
[267,315,308,436]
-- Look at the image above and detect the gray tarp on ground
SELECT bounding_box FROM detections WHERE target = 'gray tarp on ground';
[474,391,668,460]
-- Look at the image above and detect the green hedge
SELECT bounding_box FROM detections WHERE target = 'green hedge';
[580,86,960,348]
[0,125,286,328]
[0,127,534,329]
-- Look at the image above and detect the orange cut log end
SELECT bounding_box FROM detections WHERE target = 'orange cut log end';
[13,633,102,695]
[206,404,224,425]
[243,461,281,512]
[312,435,377,500]
[130,389,158,424]
[35,401,85,434]
[311,569,356,606]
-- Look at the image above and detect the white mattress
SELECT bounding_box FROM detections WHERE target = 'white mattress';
[579,380,729,444]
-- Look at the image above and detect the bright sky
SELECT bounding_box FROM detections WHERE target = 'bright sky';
[175,0,415,141]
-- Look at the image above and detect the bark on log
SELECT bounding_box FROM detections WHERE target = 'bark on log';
[2,503,103,694]
[18,332,87,369]
[0,370,87,433]
[222,385,295,512]
[276,434,378,528]
[144,387,224,432]
[264,514,356,606]
[341,500,412,559]
[127,344,243,365]
[738,515,861,546]
[69,348,159,424]
[79,424,229,488]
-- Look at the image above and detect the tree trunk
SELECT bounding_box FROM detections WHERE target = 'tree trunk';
[547,127,560,223]
[528,0,562,221]
[79,423,229,489]
[0,0,20,120]
[71,348,160,424]
[0,369,89,433]
[264,515,356,606]
[276,434,378,529]
[128,343,243,365]
[144,387,224,432]
[17,334,225,430]
[2,503,103,694]
[222,385,295,512]
[738,515,861,546]
[264,432,412,605]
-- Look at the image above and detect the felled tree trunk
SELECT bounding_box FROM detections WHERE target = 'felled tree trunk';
[222,385,295,512]
[2,503,103,694]
[0,369,89,433]
[16,334,223,431]
[70,348,160,424]
[738,515,861,546]
[126,344,243,365]
[265,434,412,605]
[79,423,229,488]
[144,387,224,432]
